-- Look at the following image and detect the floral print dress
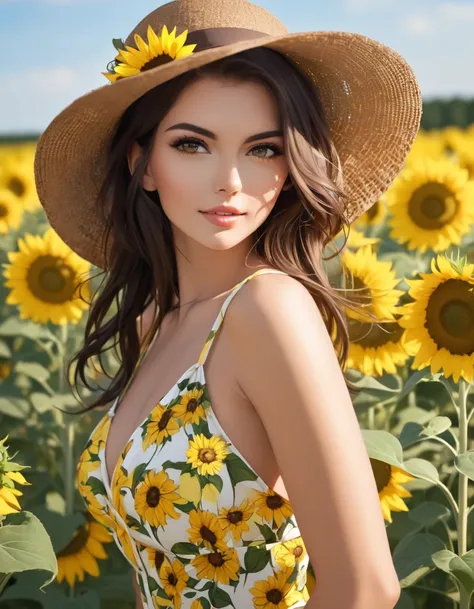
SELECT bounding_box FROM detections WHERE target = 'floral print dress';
[77,268,316,609]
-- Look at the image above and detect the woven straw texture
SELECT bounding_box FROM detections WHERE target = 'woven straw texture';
[34,0,422,269]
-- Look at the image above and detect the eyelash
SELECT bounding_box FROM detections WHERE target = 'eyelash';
[170,136,283,160]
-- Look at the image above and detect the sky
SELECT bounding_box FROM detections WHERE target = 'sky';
[1,0,474,134]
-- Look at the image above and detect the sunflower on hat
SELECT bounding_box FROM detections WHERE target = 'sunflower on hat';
[103,24,197,83]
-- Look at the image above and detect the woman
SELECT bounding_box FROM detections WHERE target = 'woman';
[34,0,422,607]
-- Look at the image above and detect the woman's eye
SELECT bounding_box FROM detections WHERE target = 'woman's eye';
[170,137,282,160]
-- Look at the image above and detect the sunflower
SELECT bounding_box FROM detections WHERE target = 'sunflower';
[370,459,414,523]
[0,156,41,212]
[172,387,206,426]
[56,513,113,588]
[135,470,186,527]
[103,24,197,83]
[345,316,410,377]
[219,499,254,542]
[386,157,474,253]
[159,559,189,609]
[2,227,91,325]
[190,601,205,609]
[272,537,307,569]
[188,509,227,550]
[334,227,380,250]
[146,547,169,574]
[403,129,446,166]
[353,196,388,228]
[191,547,240,585]
[0,469,30,516]
[0,359,13,382]
[249,568,303,609]
[340,246,403,324]
[397,254,474,383]
[186,434,229,476]
[142,405,180,450]
[456,140,474,180]
[0,188,24,234]
[112,461,134,522]
[253,489,293,528]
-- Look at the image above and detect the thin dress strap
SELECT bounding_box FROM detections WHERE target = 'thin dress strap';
[197,268,288,367]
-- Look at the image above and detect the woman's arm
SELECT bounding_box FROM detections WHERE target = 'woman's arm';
[133,572,144,609]
[228,275,401,609]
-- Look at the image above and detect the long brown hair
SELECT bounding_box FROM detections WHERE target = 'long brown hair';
[70,46,369,413]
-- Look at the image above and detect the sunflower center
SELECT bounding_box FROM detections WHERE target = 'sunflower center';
[142,55,174,72]
[0,203,7,218]
[347,317,404,348]
[167,573,178,586]
[198,448,216,463]
[154,551,165,571]
[8,176,25,198]
[370,459,392,493]
[158,409,173,431]
[227,510,243,524]
[408,182,458,230]
[266,589,283,604]
[266,494,283,510]
[426,279,474,354]
[208,551,225,567]
[293,545,303,557]
[146,486,161,507]
[186,399,198,413]
[57,523,89,557]
[27,255,77,304]
[200,525,217,545]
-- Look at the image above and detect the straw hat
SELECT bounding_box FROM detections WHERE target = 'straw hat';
[34,0,422,269]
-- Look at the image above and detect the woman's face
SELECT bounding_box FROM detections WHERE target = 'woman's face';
[131,76,289,254]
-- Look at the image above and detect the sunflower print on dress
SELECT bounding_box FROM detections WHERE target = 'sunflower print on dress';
[76,268,314,608]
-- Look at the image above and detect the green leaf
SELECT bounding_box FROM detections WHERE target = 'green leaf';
[0,511,57,588]
[0,317,59,344]
[407,502,451,527]
[86,476,108,497]
[455,450,474,482]
[132,462,148,492]
[404,458,440,485]
[0,397,30,419]
[112,38,126,51]
[423,416,452,437]
[0,339,11,358]
[244,546,270,573]
[360,429,405,468]
[396,368,431,403]
[393,533,446,587]
[176,501,196,514]
[225,453,258,486]
[30,507,85,553]
[14,361,50,384]
[432,549,474,596]
[194,598,211,609]
[162,460,187,471]
[170,542,200,556]
[256,523,277,544]
[209,582,234,608]
[206,474,223,493]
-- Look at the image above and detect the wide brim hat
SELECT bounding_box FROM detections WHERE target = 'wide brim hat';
[34,0,422,269]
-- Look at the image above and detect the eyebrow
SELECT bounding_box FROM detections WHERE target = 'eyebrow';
[164,122,283,144]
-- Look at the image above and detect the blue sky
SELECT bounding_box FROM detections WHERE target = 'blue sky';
[1,0,474,134]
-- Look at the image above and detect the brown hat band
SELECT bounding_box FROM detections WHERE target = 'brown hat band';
[183,27,271,51]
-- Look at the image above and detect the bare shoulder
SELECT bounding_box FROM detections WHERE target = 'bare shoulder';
[226,271,401,604]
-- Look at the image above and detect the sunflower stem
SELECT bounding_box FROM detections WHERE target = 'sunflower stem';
[0,573,12,597]
[58,323,75,515]
[367,406,375,429]
[457,379,470,609]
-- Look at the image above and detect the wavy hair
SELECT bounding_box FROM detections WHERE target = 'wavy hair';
[70,46,371,413]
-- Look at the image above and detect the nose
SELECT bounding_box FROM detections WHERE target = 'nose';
[214,164,243,196]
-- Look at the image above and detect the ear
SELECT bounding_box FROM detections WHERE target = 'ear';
[282,175,293,191]
[127,141,156,192]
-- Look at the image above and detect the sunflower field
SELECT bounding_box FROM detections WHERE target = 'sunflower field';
[0,124,474,609]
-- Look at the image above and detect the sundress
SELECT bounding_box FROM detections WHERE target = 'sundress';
[77,268,316,609]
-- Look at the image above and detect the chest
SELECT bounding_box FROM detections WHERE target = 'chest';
[104,310,267,485]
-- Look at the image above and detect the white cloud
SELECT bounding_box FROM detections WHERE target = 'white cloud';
[438,1,474,21]
[403,14,436,35]
[0,67,103,134]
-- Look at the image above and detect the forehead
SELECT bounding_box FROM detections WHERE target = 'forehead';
[158,76,281,132]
